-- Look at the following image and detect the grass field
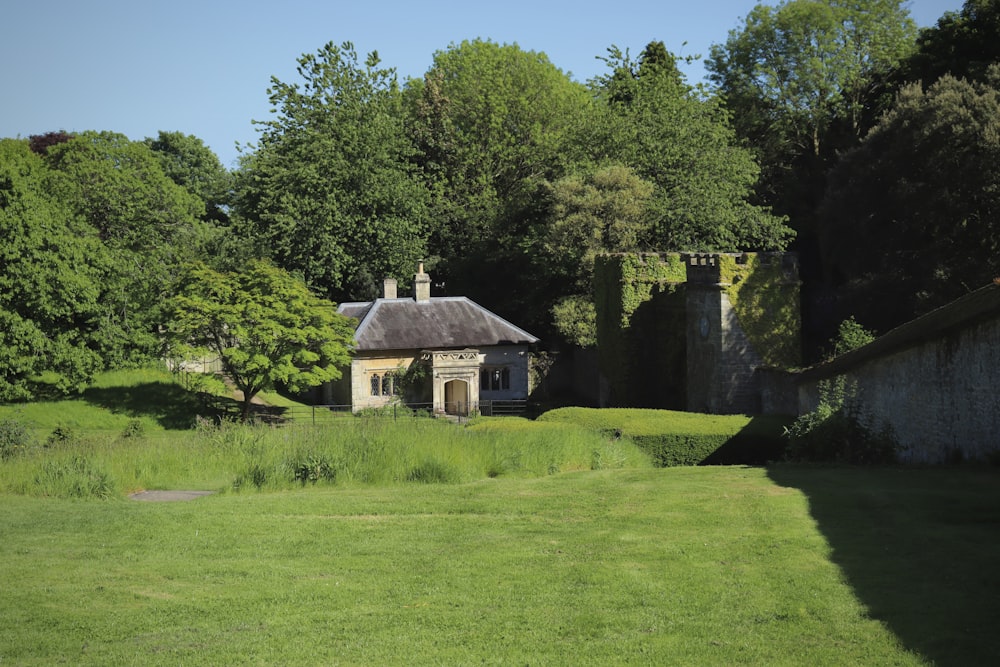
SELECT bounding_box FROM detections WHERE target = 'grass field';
[2,466,999,665]
[2,368,998,664]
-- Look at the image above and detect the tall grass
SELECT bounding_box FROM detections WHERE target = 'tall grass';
[0,416,652,499]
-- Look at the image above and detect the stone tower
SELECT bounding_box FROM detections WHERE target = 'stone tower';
[684,253,800,414]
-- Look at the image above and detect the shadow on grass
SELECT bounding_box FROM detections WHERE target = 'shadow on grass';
[83,382,293,427]
[701,414,793,465]
[81,382,212,429]
[767,465,1000,665]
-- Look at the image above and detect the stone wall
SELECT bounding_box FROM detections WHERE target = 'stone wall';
[797,285,1000,463]
[684,252,799,414]
[593,252,800,415]
[686,284,765,414]
[593,253,687,409]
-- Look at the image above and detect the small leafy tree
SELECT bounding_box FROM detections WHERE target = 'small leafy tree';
[165,261,355,421]
[829,316,876,359]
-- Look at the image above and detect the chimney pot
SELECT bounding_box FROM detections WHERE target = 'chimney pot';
[414,261,431,303]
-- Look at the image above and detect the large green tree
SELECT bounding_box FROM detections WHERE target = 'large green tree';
[407,39,590,293]
[895,0,1000,88]
[146,130,233,226]
[165,261,355,421]
[542,164,655,346]
[583,42,792,252]
[0,139,105,399]
[43,131,206,366]
[706,0,917,228]
[237,42,429,302]
[818,68,1000,332]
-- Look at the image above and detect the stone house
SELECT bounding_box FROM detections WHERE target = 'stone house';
[326,264,538,414]
[796,282,1000,463]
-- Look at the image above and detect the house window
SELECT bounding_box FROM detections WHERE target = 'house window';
[371,372,396,397]
[480,367,510,392]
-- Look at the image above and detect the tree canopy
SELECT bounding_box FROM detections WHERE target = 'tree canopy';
[165,261,355,420]
[42,131,208,365]
[706,0,917,232]
[236,41,429,302]
[895,0,1000,87]
[583,42,792,252]
[818,68,1000,332]
[7,5,992,396]
[0,139,105,399]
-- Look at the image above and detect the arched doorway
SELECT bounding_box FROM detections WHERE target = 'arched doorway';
[444,379,469,416]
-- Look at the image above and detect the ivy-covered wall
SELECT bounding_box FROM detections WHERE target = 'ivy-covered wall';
[716,253,801,370]
[594,254,687,409]
[595,252,800,414]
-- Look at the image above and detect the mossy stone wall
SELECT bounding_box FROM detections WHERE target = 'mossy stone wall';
[594,254,687,408]
[595,252,800,414]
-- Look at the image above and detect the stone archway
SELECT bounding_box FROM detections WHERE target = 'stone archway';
[444,379,470,416]
[428,349,481,414]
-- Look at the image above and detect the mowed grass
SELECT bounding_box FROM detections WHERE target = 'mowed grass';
[2,466,999,665]
[3,369,998,664]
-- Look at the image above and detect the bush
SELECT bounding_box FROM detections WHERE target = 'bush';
[0,416,34,460]
[785,378,897,464]
[288,452,338,484]
[829,316,876,358]
[120,418,146,440]
[46,425,79,447]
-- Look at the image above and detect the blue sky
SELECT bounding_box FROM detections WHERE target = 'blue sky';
[2,0,964,169]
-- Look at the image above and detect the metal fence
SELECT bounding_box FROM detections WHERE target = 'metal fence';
[249,400,531,425]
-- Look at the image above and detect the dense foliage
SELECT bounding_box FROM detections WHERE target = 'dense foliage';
[819,68,1000,331]
[0,140,106,399]
[3,0,997,398]
[707,0,917,230]
[236,42,430,302]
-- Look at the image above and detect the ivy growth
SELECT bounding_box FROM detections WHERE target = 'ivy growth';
[718,253,801,369]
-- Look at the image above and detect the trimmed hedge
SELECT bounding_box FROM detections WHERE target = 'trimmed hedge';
[538,407,791,466]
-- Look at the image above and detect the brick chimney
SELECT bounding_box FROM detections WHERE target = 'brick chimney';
[383,277,397,299]
[414,262,431,303]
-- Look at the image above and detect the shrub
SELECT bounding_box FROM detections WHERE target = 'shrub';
[288,452,338,484]
[0,416,34,460]
[829,316,876,359]
[785,378,897,464]
[119,418,146,440]
[46,425,79,447]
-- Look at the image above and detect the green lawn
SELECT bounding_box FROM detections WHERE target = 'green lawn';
[2,466,997,665]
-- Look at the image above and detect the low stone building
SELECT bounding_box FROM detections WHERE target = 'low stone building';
[326,264,538,414]
[797,282,1000,463]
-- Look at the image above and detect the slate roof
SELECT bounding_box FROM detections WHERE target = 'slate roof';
[337,296,538,352]
[799,282,1000,382]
